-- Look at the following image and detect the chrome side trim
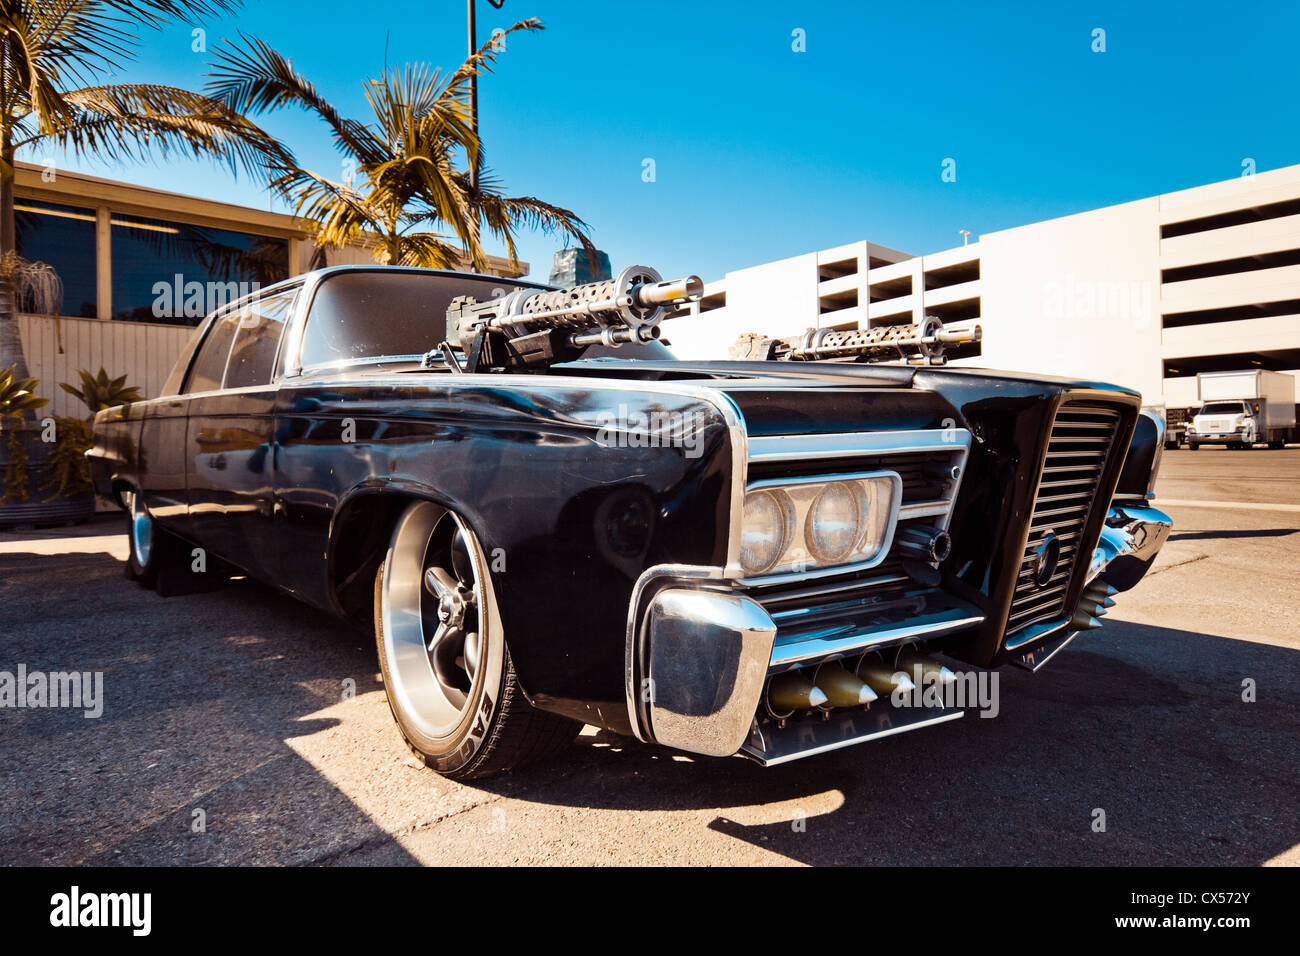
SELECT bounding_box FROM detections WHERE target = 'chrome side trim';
[747,428,972,463]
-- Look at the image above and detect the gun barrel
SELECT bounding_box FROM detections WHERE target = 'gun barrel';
[787,318,981,361]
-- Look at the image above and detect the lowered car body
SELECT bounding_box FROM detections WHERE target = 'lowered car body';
[89,265,1170,777]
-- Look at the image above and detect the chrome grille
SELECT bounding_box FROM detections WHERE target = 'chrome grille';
[1005,402,1123,636]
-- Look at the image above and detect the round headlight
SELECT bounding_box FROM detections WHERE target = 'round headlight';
[741,489,791,574]
[806,482,861,564]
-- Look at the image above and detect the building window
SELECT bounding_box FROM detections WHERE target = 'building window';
[110,214,289,325]
[13,201,98,318]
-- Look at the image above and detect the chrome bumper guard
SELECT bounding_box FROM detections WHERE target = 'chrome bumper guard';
[1087,502,1173,592]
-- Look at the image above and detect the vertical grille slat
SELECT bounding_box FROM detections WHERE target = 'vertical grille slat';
[1004,400,1123,638]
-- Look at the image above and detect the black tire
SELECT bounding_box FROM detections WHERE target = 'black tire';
[373,502,580,779]
[1188,442,1199,451]
[123,488,177,589]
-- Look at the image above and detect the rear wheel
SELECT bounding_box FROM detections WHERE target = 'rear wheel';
[1188,442,1199,451]
[124,489,179,588]
[373,501,580,779]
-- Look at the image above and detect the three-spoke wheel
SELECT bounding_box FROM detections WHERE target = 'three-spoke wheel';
[374,501,580,779]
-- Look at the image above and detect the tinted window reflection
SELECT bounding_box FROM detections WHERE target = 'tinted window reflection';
[111,214,289,325]
[224,291,296,389]
[13,201,98,318]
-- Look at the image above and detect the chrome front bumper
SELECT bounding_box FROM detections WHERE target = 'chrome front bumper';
[1087,501,1173,592]
[626,502,1172,761]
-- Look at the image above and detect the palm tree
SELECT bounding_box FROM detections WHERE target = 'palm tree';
[0,0,289,384]
[206,19,594,272]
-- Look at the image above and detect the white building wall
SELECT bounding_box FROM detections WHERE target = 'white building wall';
[957,198,1163,399]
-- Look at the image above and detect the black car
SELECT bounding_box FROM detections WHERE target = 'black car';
[90,265,1171,778]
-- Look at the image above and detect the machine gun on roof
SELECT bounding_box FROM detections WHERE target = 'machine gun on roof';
[730,315,982,366]
[440,265,703,373]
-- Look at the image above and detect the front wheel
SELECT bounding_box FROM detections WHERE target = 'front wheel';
[1188,442,1199,451]
[374,501,580,779]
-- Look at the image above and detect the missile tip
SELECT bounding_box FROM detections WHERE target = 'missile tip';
[808,687,829,707]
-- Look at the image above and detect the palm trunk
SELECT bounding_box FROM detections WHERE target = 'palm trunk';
[0,134,31,386]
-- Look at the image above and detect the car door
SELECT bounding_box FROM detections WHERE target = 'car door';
[185,288,297,581]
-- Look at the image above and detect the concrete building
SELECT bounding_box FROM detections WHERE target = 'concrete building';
[9,162,526,417]
[663,164,1300,414]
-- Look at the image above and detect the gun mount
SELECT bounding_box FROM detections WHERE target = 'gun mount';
[441,265,703,373]
[730,315,982,365]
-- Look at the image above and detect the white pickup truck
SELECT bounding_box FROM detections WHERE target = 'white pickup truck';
[1187,370,1296,450]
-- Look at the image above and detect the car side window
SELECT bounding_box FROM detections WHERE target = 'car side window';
[184,312,241,394]
[223,290,297,389]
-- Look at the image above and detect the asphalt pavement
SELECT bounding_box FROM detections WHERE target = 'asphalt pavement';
[1,445,1296,865]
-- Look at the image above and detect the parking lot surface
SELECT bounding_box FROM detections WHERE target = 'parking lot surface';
[1,446,1296,866]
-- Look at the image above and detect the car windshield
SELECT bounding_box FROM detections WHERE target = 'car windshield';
[1199,402,1247,415]
[298,268,677,370]
[298,270,543,370]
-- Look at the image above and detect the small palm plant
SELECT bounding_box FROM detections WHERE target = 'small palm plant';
[0,365,47,422]
[60,368,145,415]
[0,364,48,503]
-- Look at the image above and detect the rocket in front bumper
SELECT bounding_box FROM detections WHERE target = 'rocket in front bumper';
[624,503,1173,766]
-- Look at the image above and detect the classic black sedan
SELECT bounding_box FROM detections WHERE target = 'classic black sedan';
[90,265,1171,778]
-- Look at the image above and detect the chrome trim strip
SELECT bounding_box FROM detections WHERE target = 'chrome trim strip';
[747,428,972,462]
[742,709,964,766]
[898,499,953,520]
[1003,615,1071,651]
[769,609,985,669]
[1010,628,1077,672]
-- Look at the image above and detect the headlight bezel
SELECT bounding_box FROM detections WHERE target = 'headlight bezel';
[737,470,902,584]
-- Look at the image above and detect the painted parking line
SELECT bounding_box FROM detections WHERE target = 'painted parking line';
[1159,498,1300,514]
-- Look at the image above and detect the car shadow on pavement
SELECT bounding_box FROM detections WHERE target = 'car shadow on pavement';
[5,549,1296,866]
[475,621,1300,866]
[0,550,417,865]
[1169,528,1299,541]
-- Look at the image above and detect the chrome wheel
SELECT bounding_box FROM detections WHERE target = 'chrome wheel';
[380,502,499,745]
[127,490,153,568]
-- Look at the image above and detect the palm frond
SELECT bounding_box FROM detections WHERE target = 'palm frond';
[19,83,293,181]
[205,32,384,166]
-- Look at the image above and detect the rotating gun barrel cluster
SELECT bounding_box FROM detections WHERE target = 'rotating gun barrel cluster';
[442,265,702,373]
[731,316,982,365]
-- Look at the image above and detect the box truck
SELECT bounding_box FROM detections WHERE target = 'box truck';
[1187,370,1296,449]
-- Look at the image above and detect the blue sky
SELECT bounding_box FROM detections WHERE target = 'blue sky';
[32,0,1300,282]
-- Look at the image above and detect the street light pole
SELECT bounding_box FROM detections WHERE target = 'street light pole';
[467,0,505,193]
